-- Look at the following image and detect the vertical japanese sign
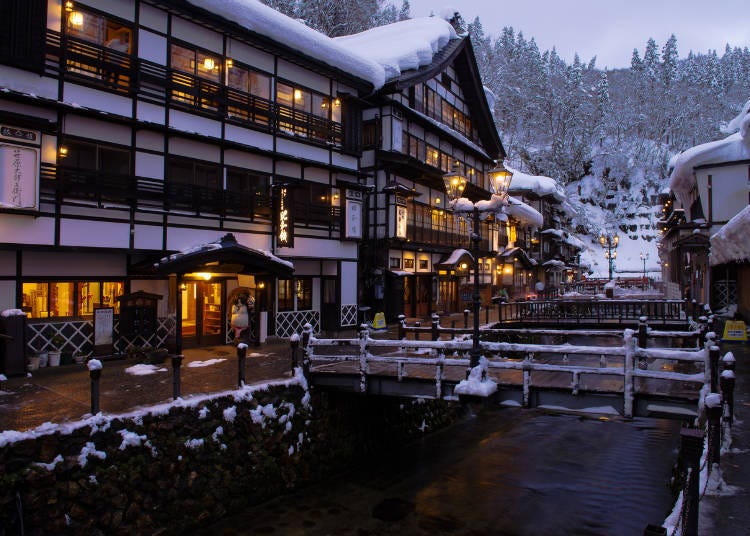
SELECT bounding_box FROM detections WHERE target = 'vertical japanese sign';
[276,186,294,248]
[344,189,363,239]
[395,195,408,239]
[0,143,39,210]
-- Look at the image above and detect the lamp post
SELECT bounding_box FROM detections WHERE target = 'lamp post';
[640,251,649,287]
[599,232,619,281]
[443,160,512,373]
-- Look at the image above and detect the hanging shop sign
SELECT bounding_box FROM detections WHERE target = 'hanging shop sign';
[395,194,408,239]
[344,189,363,239]
[276,186,294,248]
[0,140,39,211]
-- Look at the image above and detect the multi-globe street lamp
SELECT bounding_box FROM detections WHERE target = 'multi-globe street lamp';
[640,251,649,282]
[599,232,619,281]
[442,160,513,373]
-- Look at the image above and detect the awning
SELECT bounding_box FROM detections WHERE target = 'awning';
[149,233,294,277]
[498,247,537,269]
[435,248,474,270]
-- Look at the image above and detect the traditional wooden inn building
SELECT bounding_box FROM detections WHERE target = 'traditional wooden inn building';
[0,1,547,363]
[659,100,750,317]
[0,0,382,359]
[340,18,541,321]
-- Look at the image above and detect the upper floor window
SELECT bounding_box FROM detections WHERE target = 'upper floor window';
[65,7,132,54]
[226,168,271,220]
[276,82,341,141]
[60,139,130,176]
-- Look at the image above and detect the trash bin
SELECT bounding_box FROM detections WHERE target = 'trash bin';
[0,312,27,376]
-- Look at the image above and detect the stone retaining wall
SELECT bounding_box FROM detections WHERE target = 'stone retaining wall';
[0,377,463,534]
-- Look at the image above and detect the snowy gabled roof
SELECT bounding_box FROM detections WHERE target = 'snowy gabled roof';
[334,17,458,84]
[186,0,384,88]
[669,99,750,206]
[507,167,566,203]
[710,205,750,266]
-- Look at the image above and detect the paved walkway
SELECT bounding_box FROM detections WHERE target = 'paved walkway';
[699,340,750,535]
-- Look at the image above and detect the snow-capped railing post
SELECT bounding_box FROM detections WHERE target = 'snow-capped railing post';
[236,342,247,387]
[289,333,300,371]
[698,315,708,345]
[397,314,406,340]
[435,349,444,399]
[463,309,469,328]
[413,321,420,341]
[171,354,183,400]
[679,427,704,536]
[301,323,313,380]
[522,358,532,408]
[722,351,736,372]
[358,327,369,394]
[708,345,720,393]
[88,359,102,415]
[720,370,735,426]
[637,317,648,349]
[623,329,635,418]
[705,393,722,468]
[431,313,440,341]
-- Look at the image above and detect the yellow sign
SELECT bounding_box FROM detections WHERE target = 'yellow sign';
[723,320,748,341]
[371,312,386,330]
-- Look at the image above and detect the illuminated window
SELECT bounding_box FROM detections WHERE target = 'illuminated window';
[21,281,123,318]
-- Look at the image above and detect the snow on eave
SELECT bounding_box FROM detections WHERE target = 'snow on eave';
[505,196,543,229]
[334,17,458,84]
[721,98,750,134]
[186,0,385,89]
[507,167,566,202]
[710,205,750,266]
[668,112,750,206]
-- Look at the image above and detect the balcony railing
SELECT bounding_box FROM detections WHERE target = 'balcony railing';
[44,31,343,148]
[406,223,491,251]
[41,164,272,220]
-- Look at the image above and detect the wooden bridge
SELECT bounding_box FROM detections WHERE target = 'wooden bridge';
[300,318,721,420]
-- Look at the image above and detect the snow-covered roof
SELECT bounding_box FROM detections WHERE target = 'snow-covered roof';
[507,167,566,202]
[668,99,750,205]
[335,17,458,83]
[187,1,458,91]
[505,196,543,228]
[710,205,750,266]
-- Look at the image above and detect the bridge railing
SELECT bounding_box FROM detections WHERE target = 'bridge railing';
[398,314,705,349]
[301,324,720,419]
[495,299,687,324]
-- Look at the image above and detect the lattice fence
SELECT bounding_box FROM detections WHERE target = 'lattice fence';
[340,304,357,327]
[26,316,176,358]
[276,310,320,338]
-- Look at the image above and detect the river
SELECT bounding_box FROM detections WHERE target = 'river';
[200,407,681,535]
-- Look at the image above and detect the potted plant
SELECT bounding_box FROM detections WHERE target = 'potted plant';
[48,334,65,366]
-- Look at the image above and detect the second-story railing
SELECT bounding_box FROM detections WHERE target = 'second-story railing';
[44,31,343,148]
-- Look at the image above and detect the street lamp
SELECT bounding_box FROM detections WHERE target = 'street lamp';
[599,232,619,280]
[443,160,512,373]
[640,251,649,282]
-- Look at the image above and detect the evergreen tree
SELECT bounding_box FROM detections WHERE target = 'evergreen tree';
[661,34,679,87]
[643,38,659,79]
[631,49,643,72]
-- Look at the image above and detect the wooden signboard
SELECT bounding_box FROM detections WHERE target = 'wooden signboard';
[93,307,114,355]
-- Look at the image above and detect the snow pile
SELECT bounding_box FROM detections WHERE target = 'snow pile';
[117,429,147,450]
[505,196,543,228]
[454,357,498,397]
[78,442,107,467]
[1,309,25,317]
[87,359,102,371]
[187,358,227,368]
[335,17,457,82]
[125,364,167,376]
[721,98,750,135]
[710,205,750,265]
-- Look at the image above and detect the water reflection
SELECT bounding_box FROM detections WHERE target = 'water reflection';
[201,408,680,535]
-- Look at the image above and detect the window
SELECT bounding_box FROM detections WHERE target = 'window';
[226,169,270,219]
[170,44,221,110]
[62,140,130,175]
[296,278,313,310]
[22,280,124,318]
[1,0,46,73]
[64,6,132,83]
[426,145,440,168]
[390,257,401,269]
[362,120,378,149]
[278,279,293,312]
[404,258,415,269]
[226,63,272,125]
[166,157,222,211]
[292,182,340,228]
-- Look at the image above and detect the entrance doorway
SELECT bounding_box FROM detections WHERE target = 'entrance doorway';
[181,281,224,348]
[321,277,338,332]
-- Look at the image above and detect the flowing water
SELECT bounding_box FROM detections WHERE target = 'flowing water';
[201,408,681,535]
